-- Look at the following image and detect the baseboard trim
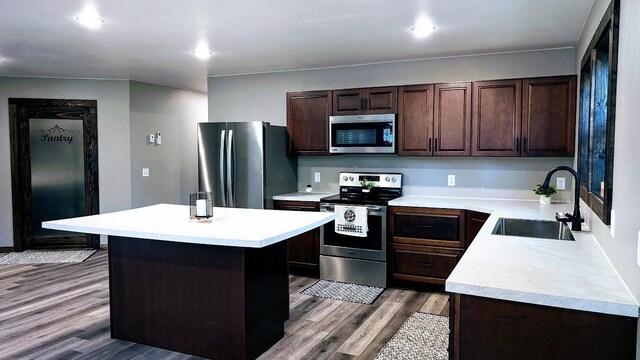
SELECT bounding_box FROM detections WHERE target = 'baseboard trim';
[0,247,14,253]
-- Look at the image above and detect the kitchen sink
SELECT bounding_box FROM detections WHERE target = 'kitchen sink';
[492,218,575,241]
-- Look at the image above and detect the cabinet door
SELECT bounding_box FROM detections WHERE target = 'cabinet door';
[273,200,320,276]
[286,91,331,155]
[397,84,434,156]
[364,86,397,114]
[472,79,522,156]
[332,89,363,115]
[465,211,490,248]
[522,76,576,157]
[434,82,472,156]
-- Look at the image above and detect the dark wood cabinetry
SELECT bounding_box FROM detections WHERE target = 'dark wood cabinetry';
[472,79,522,156]
[273,200,320,276]
[472,76,576,157]
[464,211,490,248]
[333,87,397,115]
[389,207,465,285]
[397,83,471,156]
[434,82,472,156]
[450,294,637,360]
[286,91,331,155]
[397,85,434,155]
[522,76,577,157]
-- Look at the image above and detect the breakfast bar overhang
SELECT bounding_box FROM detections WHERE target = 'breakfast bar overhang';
[43,204,336,360]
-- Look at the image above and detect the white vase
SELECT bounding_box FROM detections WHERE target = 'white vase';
[539,195,552,205]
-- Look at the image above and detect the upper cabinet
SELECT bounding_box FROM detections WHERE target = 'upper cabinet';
[286,91,331,156]
[397,84,434,155]
[397,82,471,156]
[522,76,576,157]
[434,82,472,156]
[472,76,575,157]
[472,79,522,157]
[333,86,397,115]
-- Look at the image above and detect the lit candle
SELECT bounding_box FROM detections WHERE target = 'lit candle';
[196,199,207,217]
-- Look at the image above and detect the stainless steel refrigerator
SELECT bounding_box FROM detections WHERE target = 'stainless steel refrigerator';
[197,121,297,209]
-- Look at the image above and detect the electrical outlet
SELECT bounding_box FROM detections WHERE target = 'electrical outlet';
[557,177,566,190]
[610,210,616,238]
[314,172,321,183]
[148,134,155,143]
[142,168,149,177]
[448,175,455,187]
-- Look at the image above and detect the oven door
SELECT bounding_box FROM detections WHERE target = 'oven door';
[320,203,386,262]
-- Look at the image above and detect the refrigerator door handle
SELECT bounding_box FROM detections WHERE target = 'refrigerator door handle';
[219,130,227,207]
[226,130,235,207]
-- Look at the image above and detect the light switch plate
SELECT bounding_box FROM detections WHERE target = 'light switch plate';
[637,231,640,267]
[610,210,615,238]
[142,168,149,177]
[557,177,566,190]
[148,134,155,143]
[448,175,455,187]
[314,172,321,183]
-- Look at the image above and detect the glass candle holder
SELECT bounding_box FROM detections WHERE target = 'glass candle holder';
[189,192,213,219]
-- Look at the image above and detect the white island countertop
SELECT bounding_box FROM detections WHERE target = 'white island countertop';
[389,196,639,318]
[43,204,336,248]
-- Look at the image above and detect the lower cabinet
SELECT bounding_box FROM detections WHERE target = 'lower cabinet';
[464,210,490,248]
[273,200,320,276]
[449,293,637,360]
[389,206,465,286]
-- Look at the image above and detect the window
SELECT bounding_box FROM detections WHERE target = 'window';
[577,0,619,224]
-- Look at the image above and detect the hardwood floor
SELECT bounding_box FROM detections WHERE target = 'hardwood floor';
[0,250,449,359]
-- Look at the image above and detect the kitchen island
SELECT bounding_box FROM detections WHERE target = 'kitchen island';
[43,204,335,360]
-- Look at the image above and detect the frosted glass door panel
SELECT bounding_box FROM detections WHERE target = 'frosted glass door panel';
[29,119,85,237]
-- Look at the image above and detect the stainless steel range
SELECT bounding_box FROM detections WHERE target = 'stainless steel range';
[319,172,402,288]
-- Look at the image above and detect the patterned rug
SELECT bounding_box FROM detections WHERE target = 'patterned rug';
[375,312,449,360]
[300,279,384,304]
[0,249,97,265]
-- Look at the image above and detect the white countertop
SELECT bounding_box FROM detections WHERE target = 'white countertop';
[42,204,336,248]
[273,192,337,202]
[390,195,639,318]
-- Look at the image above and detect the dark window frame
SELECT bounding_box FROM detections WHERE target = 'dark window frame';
[577,0,619,224]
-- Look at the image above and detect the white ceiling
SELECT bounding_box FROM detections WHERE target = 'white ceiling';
[0,0,594,92]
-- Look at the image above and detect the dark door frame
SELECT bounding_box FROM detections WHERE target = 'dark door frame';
[9,98,100,251]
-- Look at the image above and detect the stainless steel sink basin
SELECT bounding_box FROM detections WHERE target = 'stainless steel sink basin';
[492,218,575,241]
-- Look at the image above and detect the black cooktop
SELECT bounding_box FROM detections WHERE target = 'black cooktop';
[321,187,402,206]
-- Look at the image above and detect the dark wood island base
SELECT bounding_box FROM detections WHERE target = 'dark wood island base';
[108,236,288,360]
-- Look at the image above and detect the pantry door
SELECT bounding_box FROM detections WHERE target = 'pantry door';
[9,98,99,251]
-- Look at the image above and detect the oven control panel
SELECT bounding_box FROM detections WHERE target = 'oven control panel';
[338,172,402,188]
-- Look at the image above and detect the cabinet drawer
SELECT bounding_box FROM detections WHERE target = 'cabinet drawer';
[391,244,463,283]
[392,208,463,247]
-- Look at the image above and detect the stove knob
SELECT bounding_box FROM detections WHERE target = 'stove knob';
[385,177,390,182]
[391,177,397,183]
[349,176,354,181]
[342,176,348,181]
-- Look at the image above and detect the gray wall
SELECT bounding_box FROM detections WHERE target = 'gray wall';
[208,48,576,200]
[0,77,132,247]
[129,81,208,207]
[576,0,640,354]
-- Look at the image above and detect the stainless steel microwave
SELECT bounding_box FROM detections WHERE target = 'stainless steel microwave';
[329,114,395,154]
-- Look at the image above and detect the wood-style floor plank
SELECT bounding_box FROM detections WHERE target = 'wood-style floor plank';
[0,250,449,359]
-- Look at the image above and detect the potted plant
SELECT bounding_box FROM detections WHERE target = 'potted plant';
[533,184,557,204]
[360,179,375,193]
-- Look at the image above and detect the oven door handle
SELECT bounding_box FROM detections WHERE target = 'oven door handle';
[320,203,385,214]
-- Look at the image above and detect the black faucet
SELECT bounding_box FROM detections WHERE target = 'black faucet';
[542,166,583,231]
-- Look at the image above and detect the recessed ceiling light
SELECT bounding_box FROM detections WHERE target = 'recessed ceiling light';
[74,9,106,29]
[192,46,214,60]
[411,18,436,38]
